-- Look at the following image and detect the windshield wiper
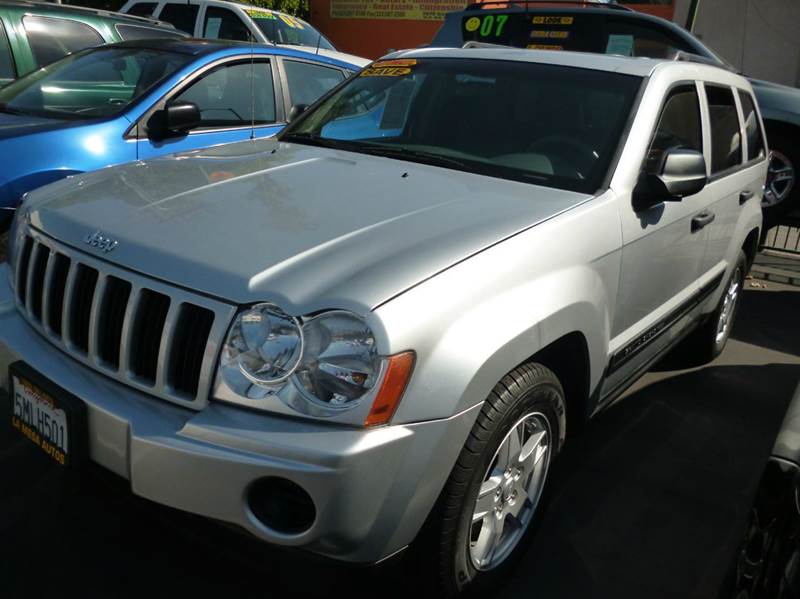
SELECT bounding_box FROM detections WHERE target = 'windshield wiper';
[282,135,471,170]
[281,132,360,151]
[357,144,470,170]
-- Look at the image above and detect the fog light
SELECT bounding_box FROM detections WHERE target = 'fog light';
[248,477,316,535]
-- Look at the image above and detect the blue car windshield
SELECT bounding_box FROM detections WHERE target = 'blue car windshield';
[281,58,643,194]
[0,47,193,120]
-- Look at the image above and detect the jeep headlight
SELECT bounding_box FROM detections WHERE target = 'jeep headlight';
[218,304,414,426]
[220,303,304,389]
[293,311,380,406]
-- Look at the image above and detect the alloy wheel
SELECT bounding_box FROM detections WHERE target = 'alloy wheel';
[716,267,741,345]
[469,412,551,571]
[763,150,796,208]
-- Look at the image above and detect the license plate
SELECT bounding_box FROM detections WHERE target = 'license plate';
[8,363,86,467]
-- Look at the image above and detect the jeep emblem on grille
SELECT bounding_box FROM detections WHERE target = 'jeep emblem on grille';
[83,231,118,253]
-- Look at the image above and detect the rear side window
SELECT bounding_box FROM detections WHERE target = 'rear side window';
[706,85,742,174]
[738,91,766,162]
[126,2,157,17]
[158,3,199,34]
[283,60,344,107]
[23,16,104,69]
[0,20,15,81]
[646,85,702,174]
[203,7,251,41]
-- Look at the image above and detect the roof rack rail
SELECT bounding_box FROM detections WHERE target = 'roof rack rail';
[462,41,515,49]
[464,1,632,12]
[672,50,732,70]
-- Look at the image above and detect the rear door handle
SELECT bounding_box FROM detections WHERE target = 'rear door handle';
[739,190,755,204]
[691,211,715,232]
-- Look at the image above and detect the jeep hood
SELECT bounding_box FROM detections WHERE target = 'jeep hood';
[24,139,591,313]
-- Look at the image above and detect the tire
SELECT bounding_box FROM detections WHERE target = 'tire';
[688,250,747,363]
[763,129,800,221]
[424,363,567,597]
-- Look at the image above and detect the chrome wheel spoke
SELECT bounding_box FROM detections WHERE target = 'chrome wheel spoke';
[519,429,548,472]
[502,426,523,470]
[473,476,502,520]
[772,167,794,182]
[471,511,503,568]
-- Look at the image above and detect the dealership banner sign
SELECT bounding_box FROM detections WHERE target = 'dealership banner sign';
[330,0,466,20]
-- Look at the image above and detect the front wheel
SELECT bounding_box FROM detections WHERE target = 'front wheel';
[426,363,566,596]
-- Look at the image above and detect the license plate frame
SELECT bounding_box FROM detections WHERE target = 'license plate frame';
[8,362,87,468]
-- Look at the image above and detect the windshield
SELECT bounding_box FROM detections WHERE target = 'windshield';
[0,47,193,120]
[246,9,336,50]
[281,58,642,193]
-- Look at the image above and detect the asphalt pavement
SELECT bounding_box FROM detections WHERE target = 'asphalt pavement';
[0,270,798,598]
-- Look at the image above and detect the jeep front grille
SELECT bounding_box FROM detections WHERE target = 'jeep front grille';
[13,228,236,409]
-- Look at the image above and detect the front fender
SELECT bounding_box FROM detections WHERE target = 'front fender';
[373,193,621,426]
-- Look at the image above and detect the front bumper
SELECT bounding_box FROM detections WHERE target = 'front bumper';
[0,264,479,563]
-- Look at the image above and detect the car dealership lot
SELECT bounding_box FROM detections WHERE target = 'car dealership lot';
[1,273,797,598]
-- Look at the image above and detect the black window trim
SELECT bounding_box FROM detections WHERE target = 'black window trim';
[639,79,704,176]
[155,1,200,35]
[125,2,159,17]
[276,56,349,115]
[126,53,284,140]
[735,87,768,169]
[0,18,17,80]
[703,82,751,183]
[201,4,254,42]
[600,73,648,192]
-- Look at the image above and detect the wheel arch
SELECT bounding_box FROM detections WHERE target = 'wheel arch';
[742,227,760,271]
[521,331,591,436]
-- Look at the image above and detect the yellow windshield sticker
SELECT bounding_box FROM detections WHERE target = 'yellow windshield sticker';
[371,59,417,68]
[527,43,564,50]
[278,14,305,29]
[532,16,573,25]
[530,30,570,39]
[245,8,275,19]
[361,59,417,77]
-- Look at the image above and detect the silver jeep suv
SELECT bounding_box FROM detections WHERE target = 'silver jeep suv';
[0,47,766,594]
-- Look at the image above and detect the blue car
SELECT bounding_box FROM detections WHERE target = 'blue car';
[0,38,367,229]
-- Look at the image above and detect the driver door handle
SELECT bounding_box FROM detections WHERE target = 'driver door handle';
[739,190,755,205]
[691,211,715,233]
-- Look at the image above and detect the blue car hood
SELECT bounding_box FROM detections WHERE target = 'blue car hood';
[0,112,80,141]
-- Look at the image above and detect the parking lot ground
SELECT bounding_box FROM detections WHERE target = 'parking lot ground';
[753,249,800,286]
[0,275,799,598]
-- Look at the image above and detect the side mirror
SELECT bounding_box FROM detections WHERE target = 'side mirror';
[147,101,201,140]
[287,104,309,124]
[634,148,707,211]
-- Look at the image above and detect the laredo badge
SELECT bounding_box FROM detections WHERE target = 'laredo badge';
[361,59,417,77]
